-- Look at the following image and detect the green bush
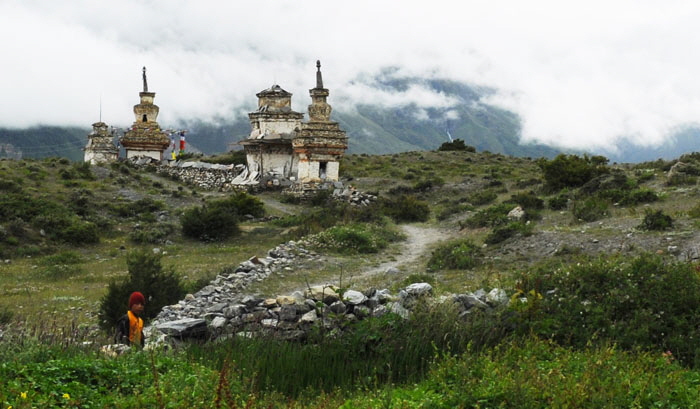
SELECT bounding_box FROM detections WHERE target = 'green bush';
[572,197,608,222]
[639,209,673,231]
[428,239,481,270]
[463,203,511,228]
[129,222,177,244]
[538,154,610,191]
[309,223,403,254]
[110,198,165,219]
[667,173,697,186]
[504,191,544,210]
[467,190,497,206]
[513,254,700,366]
[437,139,476,152]
[379,195,430,223]
[412,177,445,192]
[180,203,239,242]
[619,188,659,206]
[210,191,265,218]
[180,192,263,241]
[201,149,247,165]
[484,221,533,245]
[548,193,569,210]
[40,251,83,265]
[98,249,185,332]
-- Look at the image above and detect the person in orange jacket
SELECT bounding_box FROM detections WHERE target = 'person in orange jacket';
[114,291,146,347]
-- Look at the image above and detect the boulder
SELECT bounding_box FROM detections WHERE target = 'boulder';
[305,285,340,303]
[156,318,208,339]
[343,290,367,305]
[486,288,508,306]
[404,283,433,297]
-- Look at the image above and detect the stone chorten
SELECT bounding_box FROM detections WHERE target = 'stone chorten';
[83,121,118,164]
[120,67,170,160]
[293,60,348,183]
[241,84,304,180]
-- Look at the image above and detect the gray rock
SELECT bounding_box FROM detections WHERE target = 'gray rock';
[486,288,508,306]
[156,318,208,339]
[210,316,227,329]
[343,290,367,305]
[300,309,318,323]
[329,301,347,314]
[279,305,298,321]
[404,283,433,297]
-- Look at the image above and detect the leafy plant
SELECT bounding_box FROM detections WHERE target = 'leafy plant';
[513,254,700,366]
[379,195,430,223]
[437,139,476,152]
[428,238,481,270]
[639,209,673,231]
[484,221,533,245]
[572,197,608,222]
[538,154,610,191]
[98,249,185,332]
[463,203,511,228]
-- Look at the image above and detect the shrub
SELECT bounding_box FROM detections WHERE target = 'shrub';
[98,249,185,331]
[201,149,247,165]
[463,203,511,228]
[412,177,445,192]
[379,195,430,223]
[129,222,177,244]
[484,221,533,245]
[513,254,700,366]
[309,223,403,254]
[548,193,569,210]
[428,239,481,270]
[572,197,608,222]
[619,188,659,206]
[538,154,610,191]
[467,190,497,206]
[210,191,265,218]
[58,220,100,244]
[504,191,544,210]
[110,197,165,219]
[40,251,83,265]
[639,209,673,231]
[437,139,476,152]
[667,173,697,186]
[180,203,239,242]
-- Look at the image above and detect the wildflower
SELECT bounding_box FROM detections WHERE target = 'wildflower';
[63,393,70,400]
[20,391,27,399]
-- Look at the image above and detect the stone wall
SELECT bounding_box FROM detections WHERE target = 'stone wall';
[145,238,509,345]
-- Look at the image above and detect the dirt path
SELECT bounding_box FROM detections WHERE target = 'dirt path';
[361,224,447,276]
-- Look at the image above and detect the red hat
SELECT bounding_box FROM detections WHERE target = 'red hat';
[129,292,145,309]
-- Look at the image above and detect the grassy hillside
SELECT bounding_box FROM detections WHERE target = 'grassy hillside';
[1,149,700,407]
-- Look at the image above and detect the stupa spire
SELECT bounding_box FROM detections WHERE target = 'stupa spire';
[316,60,323,89]
[142,66,148,93]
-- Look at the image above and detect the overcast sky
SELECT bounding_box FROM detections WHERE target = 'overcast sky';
[1,0,699,153]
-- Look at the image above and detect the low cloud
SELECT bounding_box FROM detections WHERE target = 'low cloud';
[1,0,699,153]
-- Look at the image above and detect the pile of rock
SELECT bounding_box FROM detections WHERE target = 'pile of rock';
[156,161,246,191]
[332,186,377,206]
[147,280,510,345]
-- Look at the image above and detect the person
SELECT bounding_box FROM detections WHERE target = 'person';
[114,291,146,347]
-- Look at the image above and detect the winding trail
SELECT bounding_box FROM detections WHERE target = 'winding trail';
[361,224,446,276]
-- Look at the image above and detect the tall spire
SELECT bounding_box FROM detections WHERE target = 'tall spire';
[142,66,148,93]
[315,60,323,89]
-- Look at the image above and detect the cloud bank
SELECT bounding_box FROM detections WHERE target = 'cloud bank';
[1,0,699,153]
